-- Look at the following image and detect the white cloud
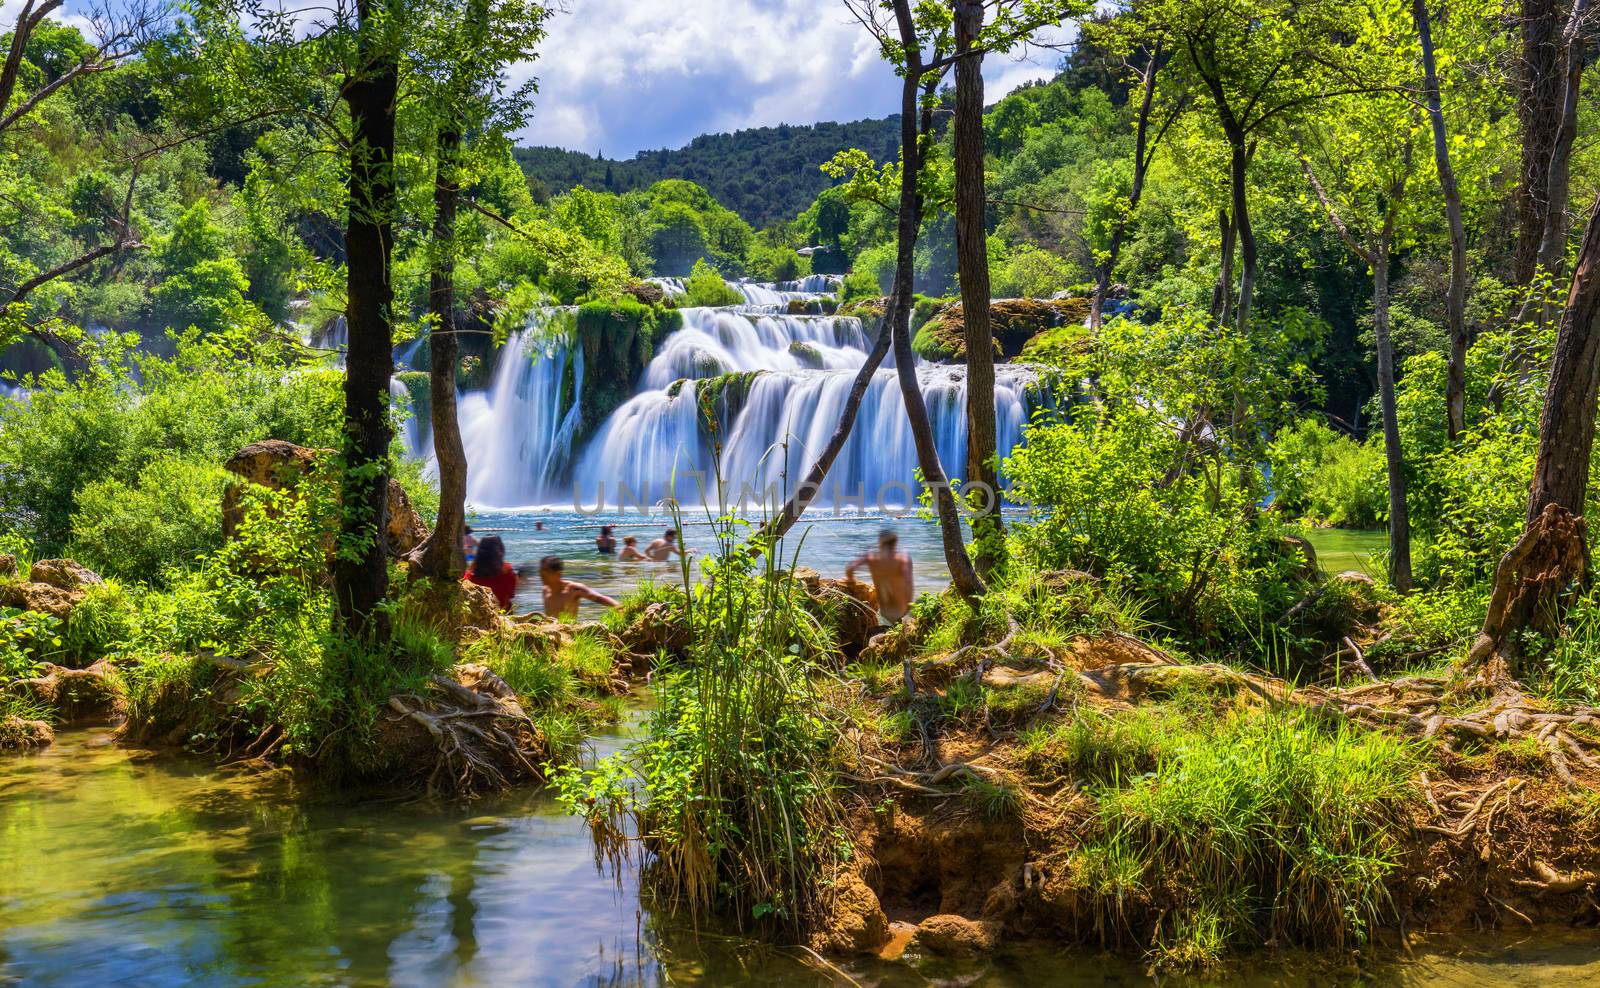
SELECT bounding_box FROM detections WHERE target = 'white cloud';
[518,0,1077,158]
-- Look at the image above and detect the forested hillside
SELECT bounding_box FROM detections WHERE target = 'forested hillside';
[515,115,902,226]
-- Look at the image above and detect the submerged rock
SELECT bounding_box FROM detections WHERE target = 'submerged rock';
[908,913,999,956]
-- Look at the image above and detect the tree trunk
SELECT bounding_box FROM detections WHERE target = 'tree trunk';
[335,9,398,641]
[889,0,985,601]
[1373,246,1413,592]
[1531,0,1593,278]
[763,321,892,541]
[1469,192,1600,682]
[1211,208,1235,325]
[952,0,1004,580]
[1227,135,1258,496]
[1092,45,1163,333]
[1413,0,1469,442]
[416,127,468,581]
[1513,0,1566,286]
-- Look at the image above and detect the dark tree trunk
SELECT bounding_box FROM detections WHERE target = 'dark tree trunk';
[890,0,985,600]
[1211,208,1235,325]
[1514,0,1566,286]
[416,127,468,581]
[1373,247,1413,592]
[1532,0,1593,277]
[1413,0,1469,441]
[335,8,398,641]
[1092,45,1165,333]
[952,0,1004,579]
[1469,193,1600,683]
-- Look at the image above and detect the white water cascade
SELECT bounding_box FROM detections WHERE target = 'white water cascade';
[403,280,1049,509]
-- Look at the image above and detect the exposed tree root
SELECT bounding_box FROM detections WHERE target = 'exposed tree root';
[383,667,545,796]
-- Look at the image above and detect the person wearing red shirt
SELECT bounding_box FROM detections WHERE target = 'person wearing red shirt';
[464,535,519,611]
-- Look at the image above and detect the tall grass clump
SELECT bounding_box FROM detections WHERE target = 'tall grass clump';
[1080,706,1424,966]
[557,502,843,937]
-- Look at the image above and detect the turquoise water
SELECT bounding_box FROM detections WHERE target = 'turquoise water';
[466,507,963,614]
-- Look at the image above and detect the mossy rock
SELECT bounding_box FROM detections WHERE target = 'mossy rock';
[1017,324,1090,370]
[575,299,681,442]
[915,297,1092,362]
[789,341,824,369]
[394,370,431,424]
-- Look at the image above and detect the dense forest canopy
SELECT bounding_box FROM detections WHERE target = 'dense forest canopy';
[515,115,905,227]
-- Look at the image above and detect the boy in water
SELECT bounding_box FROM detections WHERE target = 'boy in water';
[538,555,619,619]
[461,525,478,564]
[645,528,686,560]
[618,535,647,561]
[845,528,914,624]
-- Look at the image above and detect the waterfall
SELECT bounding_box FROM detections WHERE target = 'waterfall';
[402,281,1051,510]
[458,311,585,507]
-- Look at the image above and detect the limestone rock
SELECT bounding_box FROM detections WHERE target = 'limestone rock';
[0,580,81,619]
[0,715,53,750]
[619,601,690,659]
[0,553,16,578]
[909,913,998,956]
[624,280,666,306]
[28,558,103,592]
[810,869,890,954]
[221,439,428,556]
[14,659,120,720]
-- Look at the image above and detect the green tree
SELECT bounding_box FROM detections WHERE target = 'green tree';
[148,199,251,334]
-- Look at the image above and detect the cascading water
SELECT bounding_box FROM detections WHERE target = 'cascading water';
[412,279,1050,510]
[457,313,586,507]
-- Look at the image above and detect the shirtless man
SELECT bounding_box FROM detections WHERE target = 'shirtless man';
[618,535,647,561]
[538,556,618,619]
[644,528,687,561]
[845,529,914,623]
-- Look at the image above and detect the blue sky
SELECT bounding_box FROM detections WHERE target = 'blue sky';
[512,0,1075,158]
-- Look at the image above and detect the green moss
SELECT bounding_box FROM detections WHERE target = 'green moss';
[575,299,681,442]
[694,370,764,433]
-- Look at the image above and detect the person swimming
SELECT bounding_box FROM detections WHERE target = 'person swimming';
[618,535,646,561]
[538,556,618,619]
[462,525,478,564]
[844,528,914,624]
[464,535,518,611]
[596,525,617,554]
[644,528,685,560]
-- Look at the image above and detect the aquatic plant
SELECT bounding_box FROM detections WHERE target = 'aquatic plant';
[557,503,844,938]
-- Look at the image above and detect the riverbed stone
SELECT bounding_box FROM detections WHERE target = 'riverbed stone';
[909,913,998,955]
[0,715,53,749]
[811,869,890,954]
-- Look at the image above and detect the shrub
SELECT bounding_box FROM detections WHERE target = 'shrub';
[680,258,742,307]
[68,457,230,585]
[1089,707,1424,965]
[557,512,841,938]
[1007,405,1302,647]
[1266,419,1386,527]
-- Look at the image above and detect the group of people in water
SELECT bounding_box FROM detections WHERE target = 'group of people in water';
[458,521,914,630]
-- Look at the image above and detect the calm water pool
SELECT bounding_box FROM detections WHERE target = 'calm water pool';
[466,507,965,615]
[1304,528,1387,577]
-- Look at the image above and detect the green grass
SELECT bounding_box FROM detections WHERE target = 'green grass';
[1069,704,1426,966]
